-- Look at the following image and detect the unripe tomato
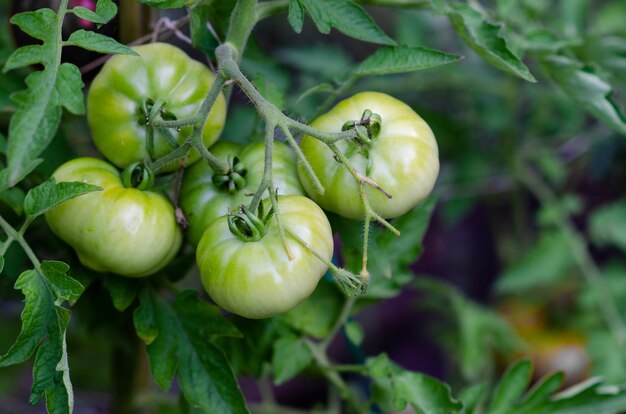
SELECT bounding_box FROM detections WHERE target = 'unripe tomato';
[298,92,439,220]
[196,195,333,319]
[87,43,227,172]
[45,158,182,277]
[180,140,304,245]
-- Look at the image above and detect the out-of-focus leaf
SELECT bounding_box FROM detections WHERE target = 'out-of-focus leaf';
[520,28,581,53]
[488,359,533,414]
[366,353,462,413]
[355,46,462,76]
[189,0,236,56]
[280,279,344,339]
[252,76,286,111]
[103,275,141,312]
[338,196,437,299]
[288,0,304,33]
[541,55,626,136]
[589,200,626,251]
[344,321,364,346]
[136,0,184,8]
[0,187,25,215]
[73,0,117,25]
[295,0,395,45]
[414,278,523,381]
[272,335,312,384]
[446,3,536,82]
[495,232,575,294]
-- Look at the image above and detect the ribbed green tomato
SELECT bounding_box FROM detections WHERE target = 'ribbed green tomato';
[179,140,304,245]
[45,158,182,277]
[87,42,227,172]
[298,92,439,220]
[196,195,333,319]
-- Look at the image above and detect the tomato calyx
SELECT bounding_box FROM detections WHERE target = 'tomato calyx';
[211,155,248,193]
[227,203,274,242]
[341,109,382,147]
[338,109,382,175]
[121,162,155,190]
[141,97,178,126]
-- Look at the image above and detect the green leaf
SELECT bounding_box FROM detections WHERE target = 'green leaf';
[252,76,286,111]
[66,30,139,56]
[447,3,536,82]
[189,0,237,55]
[3,45,45,72]
[541,55,626,136]
[133,287,160,345]
[6,9,60,187]
[489,359,533,414]
[0,187,26,215]
[280,279,344,339]
[218,318,282,377]
[295,83,334,104]
[366,354,462,413]
[104,275,140,311]
[297,0,395,45]
[515,371,564,413]
[355,45,462,76]
[589,200,626,251]
[272,335,313,384]
[134,289,248,413]
[136,0,185,8]
[10,9,57,41]
[288,0,305,33]
[0,261,83,412]
[23,179,101,219]
[0,257,4,274]
[395,371,463,414]
[495,232,574,294]
[520,28,581,53]
[459,383,487,414]
[344,321,364,346]
[55,63,85,115]
[72,5,113,25]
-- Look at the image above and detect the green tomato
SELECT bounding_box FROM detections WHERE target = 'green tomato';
[179,140,304,245]
[87,42,227,172]
[196,195,333,319]
[298,92,439,220]
[45,158,182,277]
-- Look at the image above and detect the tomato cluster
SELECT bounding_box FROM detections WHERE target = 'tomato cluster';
[46,43,439,318]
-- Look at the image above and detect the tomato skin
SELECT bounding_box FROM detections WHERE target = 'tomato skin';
[45,158,182,277]
[298,92,439,220]
[87,43,227,172]
[196,195,333,319]
[179,140,304,246]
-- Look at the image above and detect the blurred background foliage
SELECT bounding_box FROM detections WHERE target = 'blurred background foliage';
[1,0,626,412]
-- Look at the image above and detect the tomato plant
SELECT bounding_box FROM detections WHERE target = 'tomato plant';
[1,0,626,413]
[45,158,182,277]
[180,140,303,245]
[87,42,227,171]
[298,91,439,220]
